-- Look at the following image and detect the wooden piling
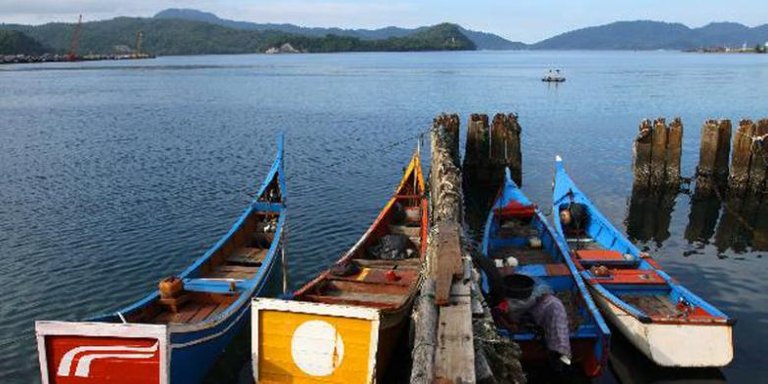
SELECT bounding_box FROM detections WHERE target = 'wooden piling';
[728,120,756,195]
[650,118,669,186]
[747,119,768,194]
[434,113,461,167]
[633,120,654,189]
[666,118,684,185]
[695,120,731,197]
[632,118,682,191]
[490,113,523,185]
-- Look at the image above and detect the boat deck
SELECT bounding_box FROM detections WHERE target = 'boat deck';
[621,294,680,317]
[490,246,551,265]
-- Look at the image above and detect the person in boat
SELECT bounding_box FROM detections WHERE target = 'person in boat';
[494,274,572,371]
[559,202,588,236]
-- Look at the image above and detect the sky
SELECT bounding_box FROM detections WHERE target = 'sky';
[0,0,766,43]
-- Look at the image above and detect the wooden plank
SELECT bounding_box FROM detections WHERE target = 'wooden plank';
[434,304,475,384]
[433,221,462,306]
[728,120,756,194]
[189,303,219,323]
[170,302,202,323]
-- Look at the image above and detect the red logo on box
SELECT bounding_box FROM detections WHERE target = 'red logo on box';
[45,336,160,384]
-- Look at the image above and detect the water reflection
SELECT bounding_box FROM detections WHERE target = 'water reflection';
[684,196,722,245]
[714,196,768,253]
[625,186,677,246]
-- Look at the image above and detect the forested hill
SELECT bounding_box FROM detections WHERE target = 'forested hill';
[0,29,48,55]
[154,8,523,50]
[2,18,474,55]
[532,20,768,50]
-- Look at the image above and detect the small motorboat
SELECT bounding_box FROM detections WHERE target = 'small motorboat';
[479,169,610,377]
[252,149,427,383]
[552,156,734,367]
[36,135,287,384]
[542,69,566,82]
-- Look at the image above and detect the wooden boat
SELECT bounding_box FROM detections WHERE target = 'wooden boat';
[35,135,287,384]
[479,169,610,377]
[252,150,427,383]
[552,156,734,367]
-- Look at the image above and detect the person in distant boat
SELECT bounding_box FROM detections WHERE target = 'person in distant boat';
[494,275,572,372]
[559,202,588,236]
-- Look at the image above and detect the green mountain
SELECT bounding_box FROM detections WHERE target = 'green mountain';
[0,29,48,55]
[532,20,768,50]
[155,8,519,50]
[2,17,474,55]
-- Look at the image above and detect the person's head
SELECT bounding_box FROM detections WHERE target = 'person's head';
[560,208,572,225]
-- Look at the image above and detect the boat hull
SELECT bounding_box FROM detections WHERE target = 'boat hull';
[591,289,734,367]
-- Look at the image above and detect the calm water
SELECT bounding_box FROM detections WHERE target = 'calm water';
[1,51,766,383]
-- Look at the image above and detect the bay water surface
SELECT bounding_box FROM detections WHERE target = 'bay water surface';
[1,51,766,382]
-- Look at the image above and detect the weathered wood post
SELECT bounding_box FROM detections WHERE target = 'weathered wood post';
[694,120,731,197]
[490,113,523,186]
[728,120,756,195]
[747,119,768,194]
[666,118,684,185]
[632,118,682,191]
[464,114,491,184]
[633,120,654,190]
[650,118,669,186]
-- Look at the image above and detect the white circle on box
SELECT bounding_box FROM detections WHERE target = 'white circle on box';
[291,320,345,376]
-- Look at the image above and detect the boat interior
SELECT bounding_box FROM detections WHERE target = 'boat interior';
[125,177,283,325]
[557,202,721,322]
[487,207,597,338]
[295,160,426,311]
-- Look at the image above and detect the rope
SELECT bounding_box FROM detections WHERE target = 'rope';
[240,126,433,199]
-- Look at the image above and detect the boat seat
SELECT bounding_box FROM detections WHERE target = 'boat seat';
[574,249,639,266]
[589,269,665,285]
[182,278,244,294]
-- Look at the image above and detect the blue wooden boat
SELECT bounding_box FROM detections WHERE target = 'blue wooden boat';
[35,135,287,384]
[479,169,610,377]
[552,156,734,367]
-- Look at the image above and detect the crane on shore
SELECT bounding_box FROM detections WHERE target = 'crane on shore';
[67,14,83,61]
[135,31,144,57]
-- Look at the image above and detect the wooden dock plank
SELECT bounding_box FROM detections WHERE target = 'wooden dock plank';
[433,222,462,306]
[434,304,475,383]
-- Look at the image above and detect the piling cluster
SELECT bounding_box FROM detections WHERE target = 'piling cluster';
[464,113,523,187]
[632,118,683,192]
[632,117,767,198]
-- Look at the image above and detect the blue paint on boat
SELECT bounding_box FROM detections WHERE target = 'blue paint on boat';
[480,168,610,377]
[552,156,731,321]
[86,134,288,383]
